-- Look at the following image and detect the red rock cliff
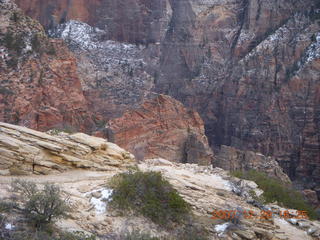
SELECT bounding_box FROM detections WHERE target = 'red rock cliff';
[106,95,213,165]
[0,1,95,132]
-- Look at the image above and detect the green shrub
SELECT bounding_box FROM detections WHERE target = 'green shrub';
[46,44,56,55]
[3,32,25,55]
[48,125,77,135]
[31,34,41,52]
[231,170,318,219]
[10,12,19,22]
[3,31,14,49]
[109,170,190,227]
[6,57,18,68]
[11,180,70,228]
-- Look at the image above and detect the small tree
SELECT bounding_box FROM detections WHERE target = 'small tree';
[11,180,70,228]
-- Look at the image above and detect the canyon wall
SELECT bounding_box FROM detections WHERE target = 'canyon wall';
[1,0,213,168]
[11,0,320,186]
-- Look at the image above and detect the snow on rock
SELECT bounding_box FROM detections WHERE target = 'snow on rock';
[5,223,14,230]
[85,188,113,214]
[49,20,154,116]
[49,20,100,51]
[287,218,298,225]
[49,20,145,67]
[242,14,317,65]
[304,32,320,64]
[214,222,231,236]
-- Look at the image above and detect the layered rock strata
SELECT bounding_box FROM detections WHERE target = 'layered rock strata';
[0,122,135,175]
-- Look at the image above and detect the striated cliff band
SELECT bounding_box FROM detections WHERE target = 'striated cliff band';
[4,0,320,194]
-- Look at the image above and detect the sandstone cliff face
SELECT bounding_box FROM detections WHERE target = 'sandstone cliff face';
[14,0,171,44]
[12,0,320,187]
[0,1,95,133]
[106,95,213,165]
[0,122,135,175]
[155,0,320,188]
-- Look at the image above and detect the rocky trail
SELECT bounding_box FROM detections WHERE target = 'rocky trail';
[1,158,319,239]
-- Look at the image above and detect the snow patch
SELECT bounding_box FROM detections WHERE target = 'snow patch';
[304,32,320,64]
[85,188,113,214]
[214,222,230,236]
[278,218,289,225]
[49,20,152,100]
[5,223,14,230]
[287,218,298,225]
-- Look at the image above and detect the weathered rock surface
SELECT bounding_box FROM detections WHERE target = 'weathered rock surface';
[106,94,214,165]
[0,122,135,175]
[0,0,95,133]
[216,145,291,183]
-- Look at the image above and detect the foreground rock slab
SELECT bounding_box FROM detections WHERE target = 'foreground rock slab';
[0,122,135,175]
[0,159,319,239]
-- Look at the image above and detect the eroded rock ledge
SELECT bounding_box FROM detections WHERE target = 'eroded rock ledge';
[0,122,135,175]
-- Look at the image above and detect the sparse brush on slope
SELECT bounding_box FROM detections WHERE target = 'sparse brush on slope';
[10,179,70,228]
[0,180,95,239]
[232,170,318,219]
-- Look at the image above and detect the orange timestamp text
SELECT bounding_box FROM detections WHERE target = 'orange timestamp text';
[210,209,309,220]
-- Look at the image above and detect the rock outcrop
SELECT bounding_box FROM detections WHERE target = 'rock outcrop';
[0,122,135,175]
[216,145,291,183]
[106,95,214,165]
[0,0,95,133]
